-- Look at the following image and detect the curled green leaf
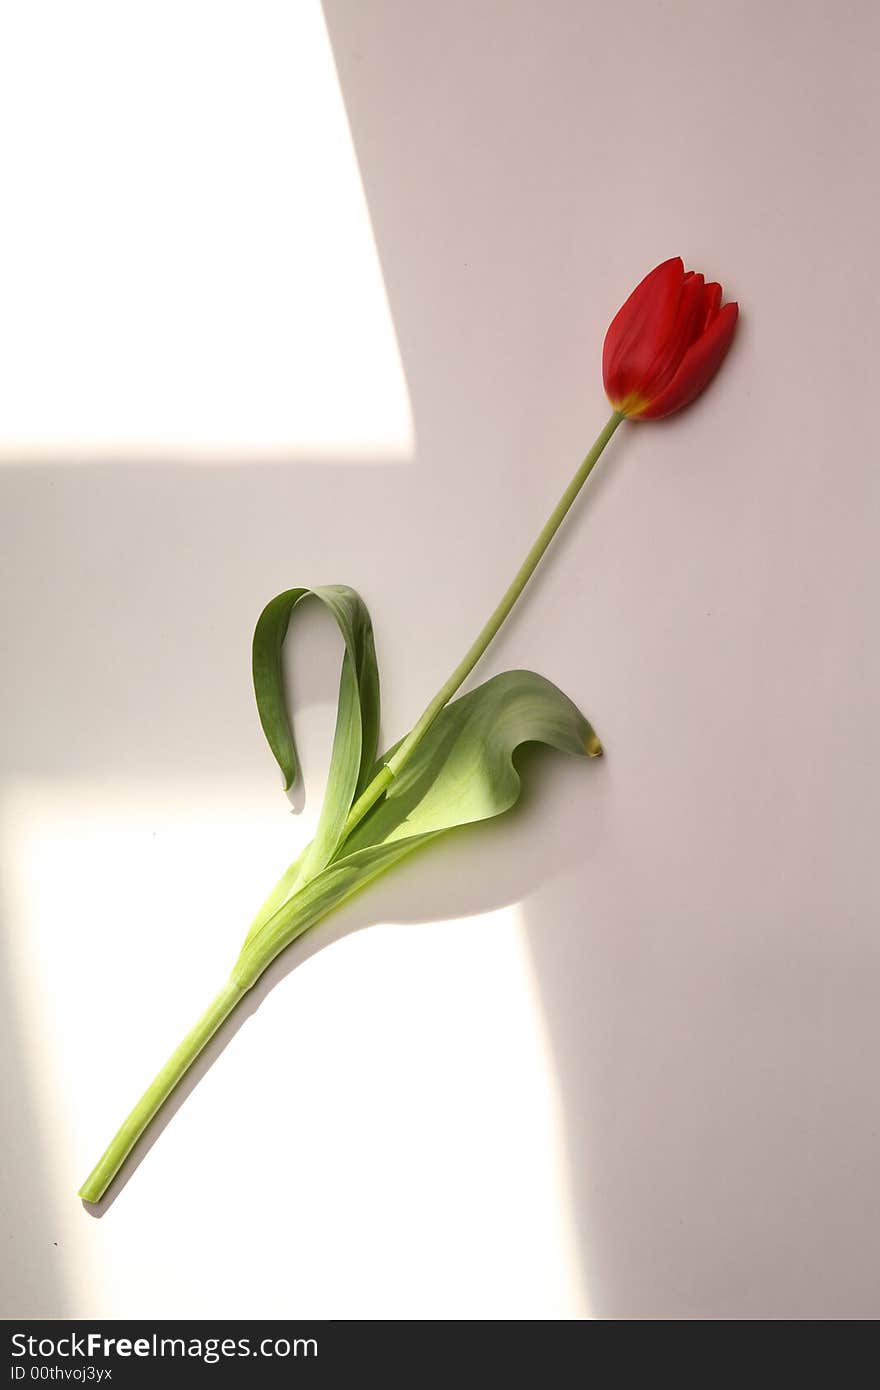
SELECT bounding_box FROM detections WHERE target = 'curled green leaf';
[251,585,380,896]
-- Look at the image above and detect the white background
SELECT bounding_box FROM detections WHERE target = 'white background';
[2,0,879,1320]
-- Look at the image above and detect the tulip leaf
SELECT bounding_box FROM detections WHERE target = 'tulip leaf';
[235,669,601,983]
[252,585,380,886]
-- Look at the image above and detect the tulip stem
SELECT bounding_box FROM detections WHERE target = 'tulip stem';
[78,978,245,1204]
[78,409,624,1205]
[342,408,625,836]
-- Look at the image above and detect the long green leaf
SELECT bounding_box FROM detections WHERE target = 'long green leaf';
[251,585,380,892]
[235,670,601,984]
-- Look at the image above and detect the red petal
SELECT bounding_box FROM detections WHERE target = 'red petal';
[637,271,706,402]
[633,301,738,419]
[603,258,684,407]
[701,282,722,331]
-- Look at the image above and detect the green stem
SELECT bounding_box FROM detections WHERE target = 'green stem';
[78,978,245,1204]
[78,410,624,1204]
[342,409,624,837]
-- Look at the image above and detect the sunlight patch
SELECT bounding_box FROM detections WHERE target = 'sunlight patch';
[0,2,413,460]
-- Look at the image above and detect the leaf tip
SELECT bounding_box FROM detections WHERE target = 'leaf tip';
[585,731,603,759]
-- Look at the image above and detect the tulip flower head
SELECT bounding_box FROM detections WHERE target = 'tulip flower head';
[603,257,738,420]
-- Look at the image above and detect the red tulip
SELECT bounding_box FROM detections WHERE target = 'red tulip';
[603,257,738,420]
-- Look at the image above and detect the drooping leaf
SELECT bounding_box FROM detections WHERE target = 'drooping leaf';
[251,585,380,892]
[348,667,602,849]
[235,669,601,983]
